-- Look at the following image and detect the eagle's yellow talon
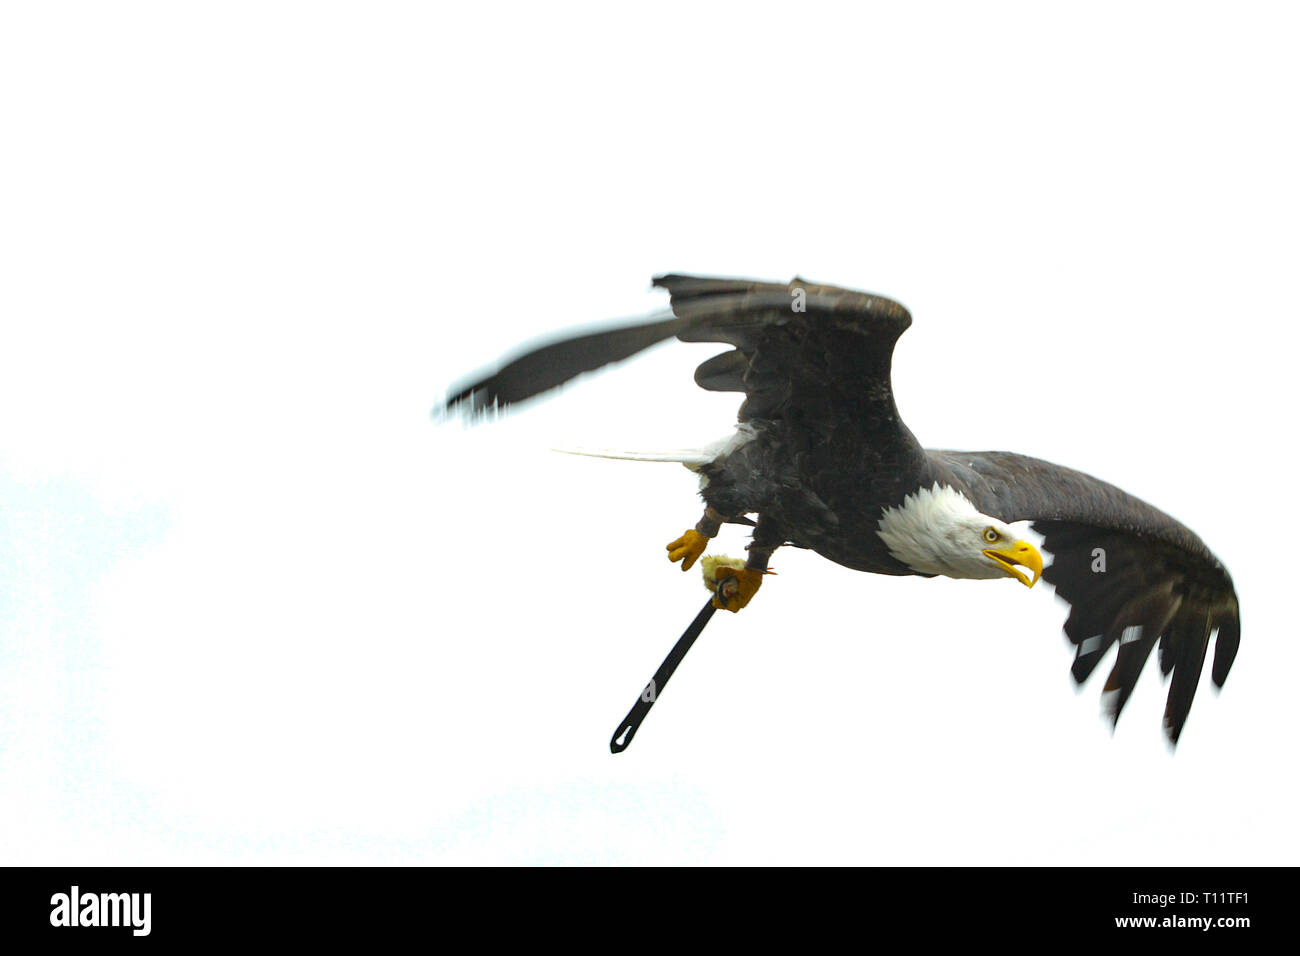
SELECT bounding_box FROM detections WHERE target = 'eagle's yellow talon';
[666,529,708,571]
[700,556,763,612]
[713,567,763,612]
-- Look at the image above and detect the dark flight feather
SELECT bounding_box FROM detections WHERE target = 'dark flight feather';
[442,315,681,414]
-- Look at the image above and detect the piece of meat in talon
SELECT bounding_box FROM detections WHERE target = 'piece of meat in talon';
[666,529,709,570]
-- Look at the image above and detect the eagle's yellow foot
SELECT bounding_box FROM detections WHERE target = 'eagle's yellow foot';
[701,556,764,613]
[667,529,709,571]
[714,568,763,612]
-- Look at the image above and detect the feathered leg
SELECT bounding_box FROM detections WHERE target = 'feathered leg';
[701,515,781,613]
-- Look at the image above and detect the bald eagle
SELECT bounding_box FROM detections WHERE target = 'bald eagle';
[443,275,1239,749]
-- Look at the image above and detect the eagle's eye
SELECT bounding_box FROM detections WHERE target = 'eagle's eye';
[983,527,1001,543]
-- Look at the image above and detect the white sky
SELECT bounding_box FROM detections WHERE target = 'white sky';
[1,2,1296,865]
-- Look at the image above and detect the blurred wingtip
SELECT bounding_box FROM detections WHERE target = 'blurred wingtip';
[432,386,507,427]
[1162,719,1184,749]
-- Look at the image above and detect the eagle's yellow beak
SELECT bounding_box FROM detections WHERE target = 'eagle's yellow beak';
[983,541,1043,588]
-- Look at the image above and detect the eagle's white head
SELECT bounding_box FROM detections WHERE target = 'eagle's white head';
[876,483,1043,586]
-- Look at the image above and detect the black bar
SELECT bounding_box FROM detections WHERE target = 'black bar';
[609,599,717,753]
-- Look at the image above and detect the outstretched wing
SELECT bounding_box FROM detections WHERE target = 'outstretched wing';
[930,450,1240,744]
[441,315,682,415]
[441,274,914,439]
[653,274,913,432]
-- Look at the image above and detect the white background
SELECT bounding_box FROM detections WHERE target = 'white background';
[2,2,1296,864]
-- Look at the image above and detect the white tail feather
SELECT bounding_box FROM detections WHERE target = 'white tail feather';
[552,446,715,468]
[551,425,755,472]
